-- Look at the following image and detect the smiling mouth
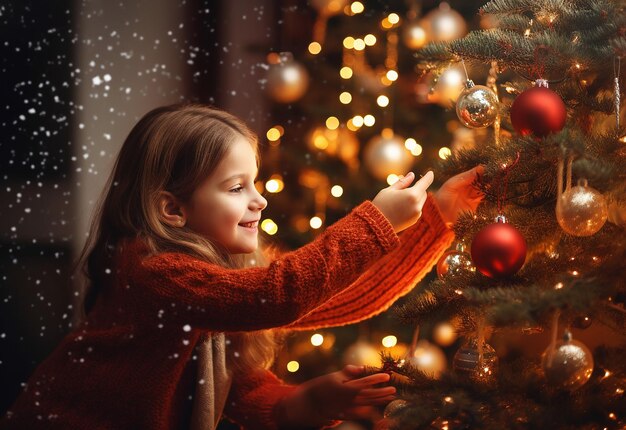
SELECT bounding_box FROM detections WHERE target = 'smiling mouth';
[239,221,258,229]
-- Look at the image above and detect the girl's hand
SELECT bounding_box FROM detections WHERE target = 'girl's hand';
[434,166,484,227]
[372,171,435,233]
[277,365,396,427]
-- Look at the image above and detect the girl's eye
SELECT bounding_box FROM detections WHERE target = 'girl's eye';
[230,186,244,193]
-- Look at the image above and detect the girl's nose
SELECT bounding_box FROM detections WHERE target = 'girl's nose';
[253,189,268,211]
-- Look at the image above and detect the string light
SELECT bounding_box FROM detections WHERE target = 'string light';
[350,1,364,14]
[261,219,278,235]
[311,333,324,346]
[387,174,399,185]
[326,116,340,130]
[405,138,423,156]
[343,36,355,49]
[382,335,398,348]
[438,147,452,159]
[353,38,366,50]
[287,361,300,372]
[352,115,364,127]
[308,42,322,55]
[266,127,281,142]
[339,91,352,104]
[310,216,323,229]
[363,114,375,126]
[340,66,353,79]
[265,175,284,193]
[364,34,377,46]
[386,70,399,81]
[331,185,343,197]
[377,95,389,107]
[388,13,400,24]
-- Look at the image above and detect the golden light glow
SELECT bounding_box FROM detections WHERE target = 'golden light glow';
[287,360,300,372]
[381,127,394,139]
[266,127,281,142]
[386,70,399,81]
[387,174,400,185]
[265,175,284,193]
[554,282,564,289]
[353,38,366,51]
[308,42,322,55]
[343,36,355,49]
[346,119,360,131]
[331,185,344,197]
[382,335,398,348]
[438,147,452,159]
[364,34,377,46]
[311,333,324,346]
[377,95,389,107]
[326,116,340,130]
[350,1,364,14]
[339,91,352,104]
[310,216,323,229]
[340,66,353,79]
[405,138,423,156]
[261,219,278,235]
[381,18,392,29]
[313,134,329,150]
[388,13,400,24]
[352,115,364,127]
[363,114,375,126]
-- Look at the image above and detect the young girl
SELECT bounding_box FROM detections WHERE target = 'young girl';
[1,104,482,429]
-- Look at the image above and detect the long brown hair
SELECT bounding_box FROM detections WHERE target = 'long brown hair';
[77,103,279,373]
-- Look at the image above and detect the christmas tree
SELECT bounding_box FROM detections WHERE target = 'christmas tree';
[260,0,625,429]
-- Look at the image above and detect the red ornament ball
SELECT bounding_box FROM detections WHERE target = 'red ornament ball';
[510,86,566,138]
[470,218,527,278]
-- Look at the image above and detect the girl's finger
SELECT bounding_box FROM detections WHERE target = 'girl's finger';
[356,386,396,398]
[353,395,397,406]
[411,170,434,193]
[341,365,366,378]
[389,172,415,190]
[344,372,390,387]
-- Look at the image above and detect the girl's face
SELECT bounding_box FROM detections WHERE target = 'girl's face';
[183,137,267,254]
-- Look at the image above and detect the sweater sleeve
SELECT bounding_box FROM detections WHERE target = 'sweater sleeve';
[286,195,455,330]
[223,370,338,430]
[124,201,399,332]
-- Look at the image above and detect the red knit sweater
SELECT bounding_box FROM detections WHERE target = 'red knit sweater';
[1,197,453,429]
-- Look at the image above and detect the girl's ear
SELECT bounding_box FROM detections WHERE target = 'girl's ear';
[158,191,187,227]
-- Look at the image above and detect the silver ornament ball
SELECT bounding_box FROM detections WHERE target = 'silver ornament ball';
[456,81,499,128]
[453,338,499,384]
[383,399,409,418]
[541,331,594,391]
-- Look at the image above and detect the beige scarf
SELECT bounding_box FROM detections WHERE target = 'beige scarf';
[190,332,233,430]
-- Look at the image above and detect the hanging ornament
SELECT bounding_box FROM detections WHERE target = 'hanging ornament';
[420,2,467,43]
[433,66,466,108]
[363,131,414,181]
[343,341,382,367]
[410,340,447,379]
[453,337,499,384]
[265,52,309,104]
[557,178,608,236]
[307,126,360,170]
[436,242,475,280]
[403,20,428,49]
[383,399,409,418]
[541,330,594,391]
[456,79,499,128]
[510,79,566,138]
[471,215,527,278]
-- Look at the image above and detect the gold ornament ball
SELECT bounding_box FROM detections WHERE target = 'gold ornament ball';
[420,2,467,42]
[410,340,447,379]
[310,0,348,16]
[455,81,499,128]
[436,243,475,280]
[266,57,309,104]
[343,341,382,367]
[541,331,594,391]
[453,338,498,384]
[363,133,414,181]
[556,178,608,236]
[383,399,409,418]
[403,20,428,49]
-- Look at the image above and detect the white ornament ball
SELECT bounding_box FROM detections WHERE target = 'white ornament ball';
[410,340,447,379]
[343,341,382,367]
[403,20,428,49]
[420,2,467,42]
[363,133,414,181]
